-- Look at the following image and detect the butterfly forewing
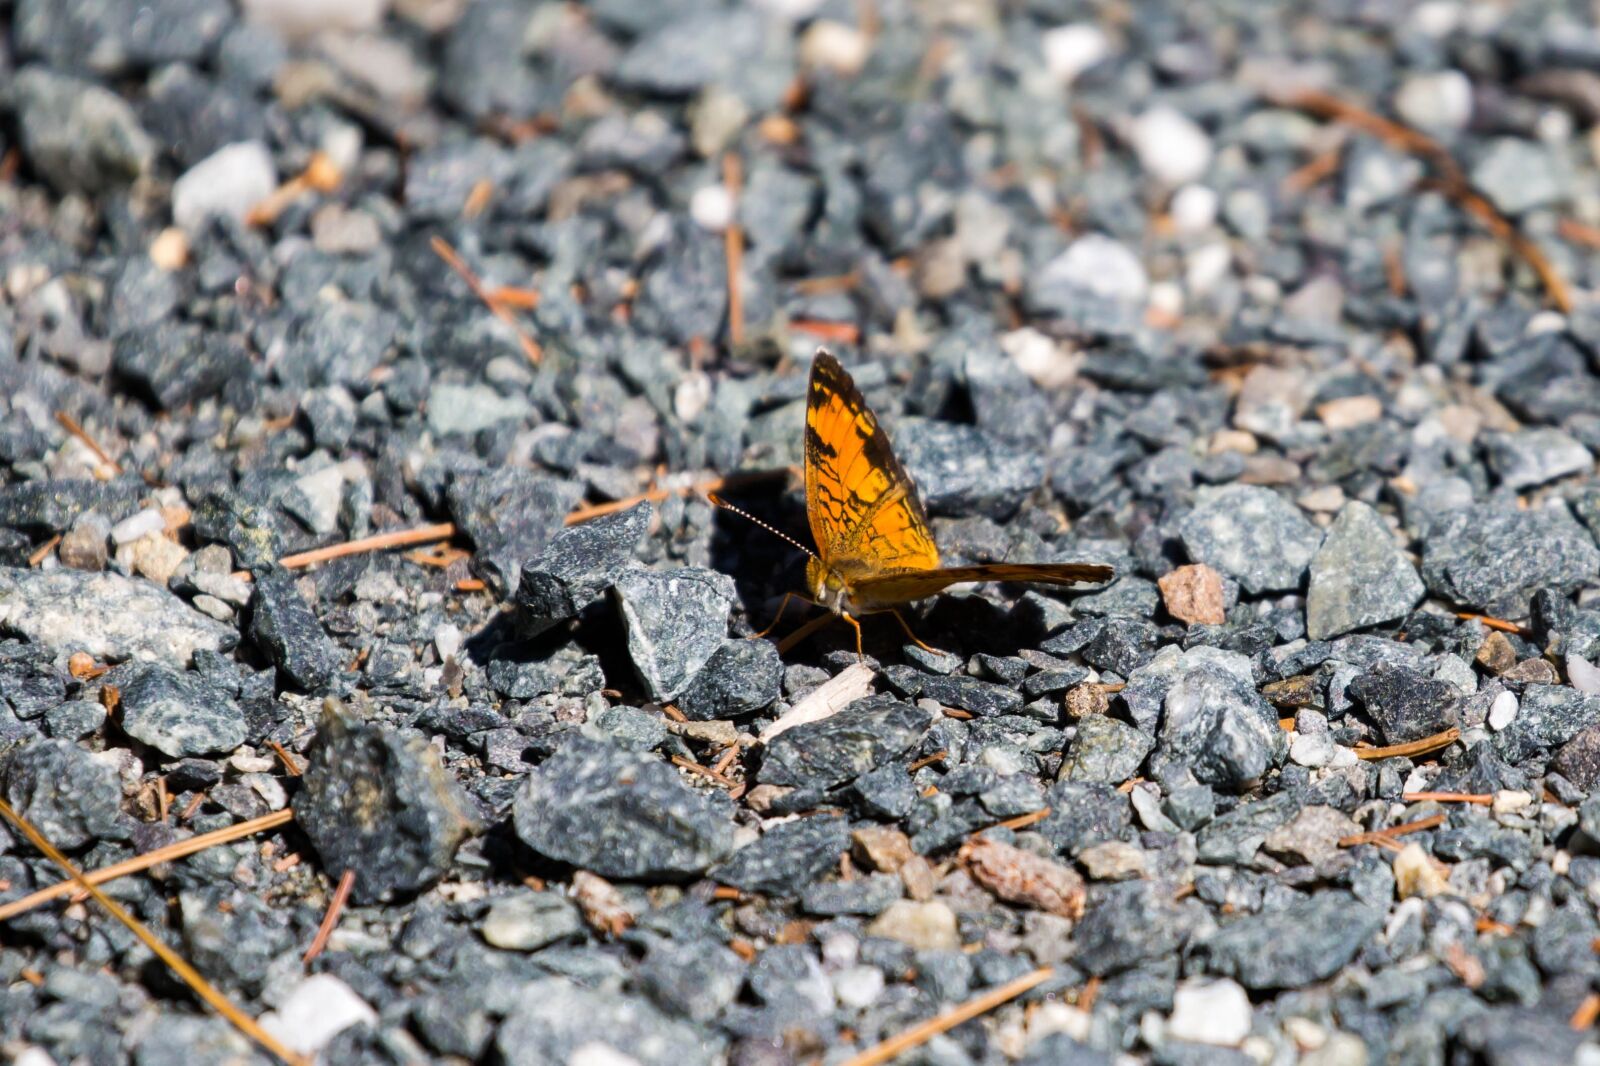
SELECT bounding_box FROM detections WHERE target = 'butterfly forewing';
[804,352,940,574]
[850,562,1116,610]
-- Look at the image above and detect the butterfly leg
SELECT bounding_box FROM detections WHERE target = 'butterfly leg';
[887,609,941,655]
[751,592,810,640]
[841,611,865,661]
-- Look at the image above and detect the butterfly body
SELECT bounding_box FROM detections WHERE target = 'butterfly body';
[796,350,1113,648]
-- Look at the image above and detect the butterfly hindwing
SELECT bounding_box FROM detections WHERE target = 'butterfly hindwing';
[804,352,940,573]
[850,562,1116,610]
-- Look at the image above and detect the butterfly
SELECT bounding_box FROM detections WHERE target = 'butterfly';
[715,349,1114,657]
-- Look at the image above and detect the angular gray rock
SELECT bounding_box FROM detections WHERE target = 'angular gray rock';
[1485,429,1592,490]
[12,66,154,194]
[1197,890,1384,989]
[613,567,736,701]
[1178,485,1322,594]
[1422,504,1600,617]
[516,502,651,637]
[293,712,482,904]
[1059,714,1153,785]
[498,977,722,1066]
[760,696,934,790]
[2,737,126,849]
[514,737,733,880]
[1306,501,1425,640]
[1154,661,1286,791]
[118,664,247,758]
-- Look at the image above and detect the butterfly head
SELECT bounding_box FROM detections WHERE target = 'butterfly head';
[806,555,855,616]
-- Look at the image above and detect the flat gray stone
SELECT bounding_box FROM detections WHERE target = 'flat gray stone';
[0,566,235,666]
[1178,485,1322,594]
[1306,502,1425,639]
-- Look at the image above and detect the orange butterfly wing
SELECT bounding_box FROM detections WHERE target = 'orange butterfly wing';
[850,562,1115,610]
[804,351,940,574]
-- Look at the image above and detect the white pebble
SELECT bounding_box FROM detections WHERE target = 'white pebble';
[1169,183,1218,234]
[240,0,388,37]
[799,20,871,77]
[1408,1,1462,37]
[1488,690,1519,730]
[1001,327,1074,390]
[568,1044,644,1066]
[690,184,734,232]
[259,974,377,1055]
[109,508,165,545]
[1168,977,1252,1046]
[1394,70,1473,131]
[1290,731,1335,769]
[832,965,885,1009]
[1041,24,1111,86]
[1131,106,1213,186]
[1040,233,1149,305]
[1148,280,1184,320]
[172,142,277,234]
[1569,654,1600,694]
[435,622,463,662]
[13,1049,57,1066]
[1186,241,1232,296]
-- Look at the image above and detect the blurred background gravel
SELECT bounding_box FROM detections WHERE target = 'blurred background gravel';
[7,0,1600,1063]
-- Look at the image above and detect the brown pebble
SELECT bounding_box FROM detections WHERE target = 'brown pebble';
[852,825,914,873]
[1502,657,1558,685]
[1474,631,1517,675]
[1064,683,1110,719]
[1158,563,1227,626]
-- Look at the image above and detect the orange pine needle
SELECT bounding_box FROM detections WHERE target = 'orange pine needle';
[430,235,543,364]
[27,534,61,567]
[0,809,294,921]
[723,152,746,347]
[303,869,356,964]
[1338,813,1446,847]
[790,319,861,344]
[278,523,456,570]
[0,798,307,1065]
[1455,612,1527,635]
[1402,791,1494,805]
[840,967,1054,1066]
[1354,726,1460,761]
[55,410,122,472]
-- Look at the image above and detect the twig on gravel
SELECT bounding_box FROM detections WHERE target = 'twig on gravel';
[0,798,307,1066]
[1402,791,1494,805]
[671,755,739,788]
[302,869,356,964]
[430,235,543,364]
[277,523,457,572]
[1354,726,1460,761]
[723,152,746,347]
[1338,813,1446,847]
[1455,612,1527,635]
[563,467,791,526]
[55,410,123,473]
[0,809,295,921]
[269,741,304,777]
[984,807,1053,833]
[27,534,60,567]
[790,320,861,344]
[840,966,1055,1066]
[247,151,341,228]
[1273,87,1573,313]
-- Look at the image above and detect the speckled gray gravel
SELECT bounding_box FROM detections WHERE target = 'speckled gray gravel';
[7,1,1600,1063]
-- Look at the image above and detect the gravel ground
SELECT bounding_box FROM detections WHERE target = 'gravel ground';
[6,1,1600,1064]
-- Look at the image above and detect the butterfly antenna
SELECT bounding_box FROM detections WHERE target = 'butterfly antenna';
[706,492,817,560]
